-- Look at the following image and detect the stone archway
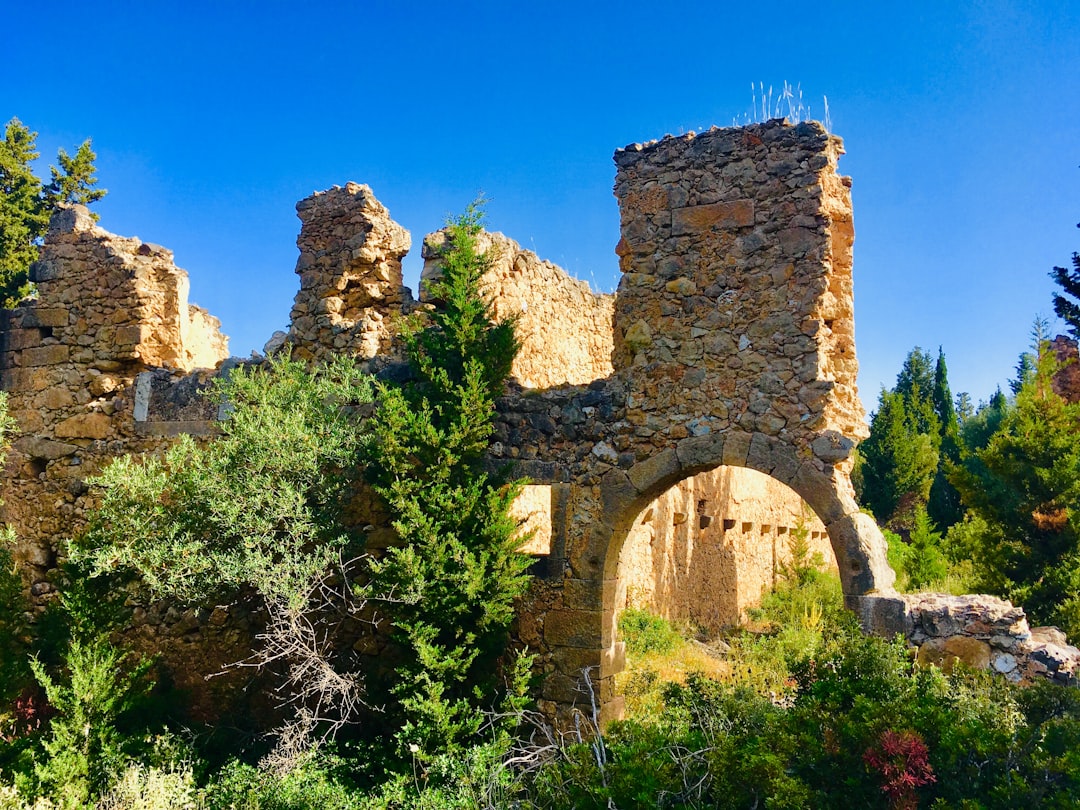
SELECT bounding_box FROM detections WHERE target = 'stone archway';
[615,465,837,636]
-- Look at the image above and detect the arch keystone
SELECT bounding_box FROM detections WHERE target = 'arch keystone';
[674,434,724,472]
[627,447,680,494]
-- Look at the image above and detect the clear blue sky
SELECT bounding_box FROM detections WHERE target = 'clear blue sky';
[4,1,1078,414]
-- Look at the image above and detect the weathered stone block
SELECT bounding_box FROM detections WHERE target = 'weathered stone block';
[545,609,603,648]
[21,345,69,367]
[721,430,752,467]
[14,437,78,460]
[629,447,680,493]
[54,412,112,439]
[917,636,991,673]
[675,434,724,474]
[114,325,145,346]
[671,200,754,236]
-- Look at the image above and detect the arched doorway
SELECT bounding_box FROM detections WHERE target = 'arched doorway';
[615,465,836,636]
[575,432,895,722]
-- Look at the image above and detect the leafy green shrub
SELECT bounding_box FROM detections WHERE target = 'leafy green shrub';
[75,354,373,752]
[617,608,680,657]
[28,639,155,808]
[97,762,202,810]
[205,758,363,810]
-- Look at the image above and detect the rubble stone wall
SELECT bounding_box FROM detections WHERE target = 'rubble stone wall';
[857,592,1080,686]
[285,182,412,364]
[422,229,615,388]
[0,206,229,581]
[7,120,1030,730]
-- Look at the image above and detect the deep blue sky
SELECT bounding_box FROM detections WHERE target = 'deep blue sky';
[4,1,1078,414]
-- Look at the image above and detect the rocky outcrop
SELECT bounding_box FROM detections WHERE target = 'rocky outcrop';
[855,592,1080,685]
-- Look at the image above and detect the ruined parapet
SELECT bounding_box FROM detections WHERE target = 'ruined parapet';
[0,204,228,581]
[617,466,835,634]
[421,229,615,388]
[286,183,411,363]
[606,119,891,603]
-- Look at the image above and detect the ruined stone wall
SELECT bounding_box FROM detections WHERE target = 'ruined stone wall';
[0,206,229,582]
[858,592,1080,687]
[617,466,834,633]
[612,121,866,475]
[282,183,614,390]
[285,183,412,364]
[422,230,614,388]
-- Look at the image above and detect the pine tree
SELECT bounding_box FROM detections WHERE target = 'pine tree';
[954,391,974,422]
[44,139,107,215]
[365,200,532,760]
[950,355,1080,635]
[928,348,963,528]
[894,347,935,416]
[0,118,48,306]
[1050,221,1080,340]
[859,388,940,529]
[1011,316,1051,395]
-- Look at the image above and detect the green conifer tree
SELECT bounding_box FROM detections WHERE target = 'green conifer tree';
[0,118,47,306]
[365,200,532,760]
[859,388,939,529]
[950,356,1080,635]
[1050,220,1080,340]
[43,139,107,215]
[928,348,963,528]
[0,119,107,307]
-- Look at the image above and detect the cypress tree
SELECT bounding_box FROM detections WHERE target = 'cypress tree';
[928,348,963,528]
[365,200,532,760]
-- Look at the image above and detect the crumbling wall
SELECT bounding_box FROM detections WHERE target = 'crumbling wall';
[612,121,867,473]
[617,466,834,633]
[285,183,412,364]
[0,206,228,583]
[422,230,614,387]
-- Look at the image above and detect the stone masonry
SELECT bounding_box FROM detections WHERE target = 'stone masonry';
[3,119,1060,728]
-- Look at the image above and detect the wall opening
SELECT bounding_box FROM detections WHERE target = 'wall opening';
[614,465,837,637]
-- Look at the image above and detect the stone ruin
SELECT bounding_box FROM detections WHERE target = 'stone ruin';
[2,119,1075,726]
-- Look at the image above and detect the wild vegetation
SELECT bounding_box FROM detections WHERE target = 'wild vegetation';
[0,141,1079,805]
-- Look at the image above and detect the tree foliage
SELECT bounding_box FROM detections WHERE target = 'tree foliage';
[0,118,105,307]
[0,119,47,307]
[859,387,939,530]
[949,355,1080,635]
[43,140,106,214]
[928,348,963,528]
[364,200,533,759]
[75,354,373,744]
[1050,221,1080,340]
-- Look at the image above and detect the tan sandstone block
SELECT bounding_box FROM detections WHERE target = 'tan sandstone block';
[671,200,754,236]
[917,636,991,673]
[54,412,112,439]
